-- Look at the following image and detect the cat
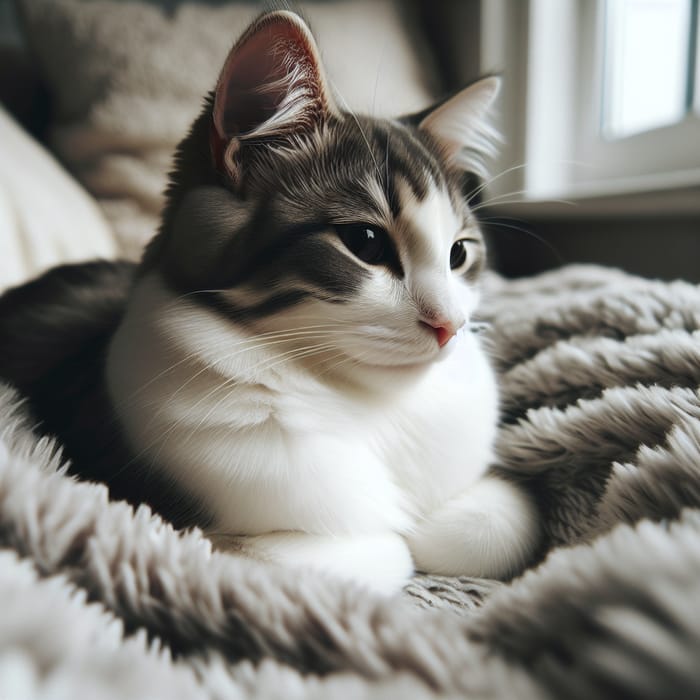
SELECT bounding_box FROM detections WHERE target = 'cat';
[0,10,539,594]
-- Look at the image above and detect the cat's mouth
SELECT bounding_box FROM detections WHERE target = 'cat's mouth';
[346,327,468,372]
[403,322,483,366]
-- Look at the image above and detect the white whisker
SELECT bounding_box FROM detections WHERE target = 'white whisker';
[465,163,529,203]
[146,340,343,461]
[117,323,361,408]
[141,329,361,428]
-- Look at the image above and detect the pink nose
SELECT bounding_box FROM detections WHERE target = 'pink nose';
[420,319,456,348]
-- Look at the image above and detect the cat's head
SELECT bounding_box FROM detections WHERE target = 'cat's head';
[147,11,499,380]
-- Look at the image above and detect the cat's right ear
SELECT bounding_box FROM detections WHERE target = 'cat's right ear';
[404,77,501,178]
[210,11,338,187]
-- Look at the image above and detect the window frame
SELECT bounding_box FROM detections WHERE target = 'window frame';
[480,0,700,211]
[574,0,700,189]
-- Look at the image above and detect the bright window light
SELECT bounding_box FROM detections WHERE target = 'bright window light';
[603,0,692,138]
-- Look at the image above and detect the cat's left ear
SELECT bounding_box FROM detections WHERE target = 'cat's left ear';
[409,77,501,177]
[211,11,339,186]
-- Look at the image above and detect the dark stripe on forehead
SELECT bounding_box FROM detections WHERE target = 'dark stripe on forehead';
[397,125,445,188]
[372,126,399,219]
[264,137,390,224]
[370,121,444,209]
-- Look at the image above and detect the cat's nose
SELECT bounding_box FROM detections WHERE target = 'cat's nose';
[420,317,458,348]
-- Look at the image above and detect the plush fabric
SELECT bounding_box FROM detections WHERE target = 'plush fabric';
[17,0,440,258]
[0,105,116,292]
[1,264,699,698]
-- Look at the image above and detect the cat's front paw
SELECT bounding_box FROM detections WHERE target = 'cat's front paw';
[208,530,414,595]
[405,477,540,579]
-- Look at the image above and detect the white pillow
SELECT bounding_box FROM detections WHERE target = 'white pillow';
[0,106,117,293]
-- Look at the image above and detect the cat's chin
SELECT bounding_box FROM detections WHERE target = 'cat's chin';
[350,332,462,371]
[336,345,456,387]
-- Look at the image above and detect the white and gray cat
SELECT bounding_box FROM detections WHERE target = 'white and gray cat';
[0,11,539,594]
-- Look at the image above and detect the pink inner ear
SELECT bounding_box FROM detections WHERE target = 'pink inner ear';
[212,17,321,141]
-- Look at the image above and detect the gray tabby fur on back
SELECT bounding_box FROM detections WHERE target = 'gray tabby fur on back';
[1,264,699,698]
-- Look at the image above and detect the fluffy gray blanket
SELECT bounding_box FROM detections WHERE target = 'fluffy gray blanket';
[1,264,699,699]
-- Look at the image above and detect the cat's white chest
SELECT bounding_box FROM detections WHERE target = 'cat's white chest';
[200,337,498,536]
[373,335,499,516]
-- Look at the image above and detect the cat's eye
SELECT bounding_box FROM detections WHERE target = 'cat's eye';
[336,224,390,266]
[450,240,469,271]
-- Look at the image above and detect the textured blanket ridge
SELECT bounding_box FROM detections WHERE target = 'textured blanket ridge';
[1,264,700,699]
[481,266,700,548]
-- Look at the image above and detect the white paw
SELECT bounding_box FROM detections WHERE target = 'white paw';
[210,530,414,595]
[405,477,540,579]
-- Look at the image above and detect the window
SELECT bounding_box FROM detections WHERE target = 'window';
[480,0,700,208]
[602,0,695,138]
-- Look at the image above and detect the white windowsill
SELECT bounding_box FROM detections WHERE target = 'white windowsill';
[484,169,700,218]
